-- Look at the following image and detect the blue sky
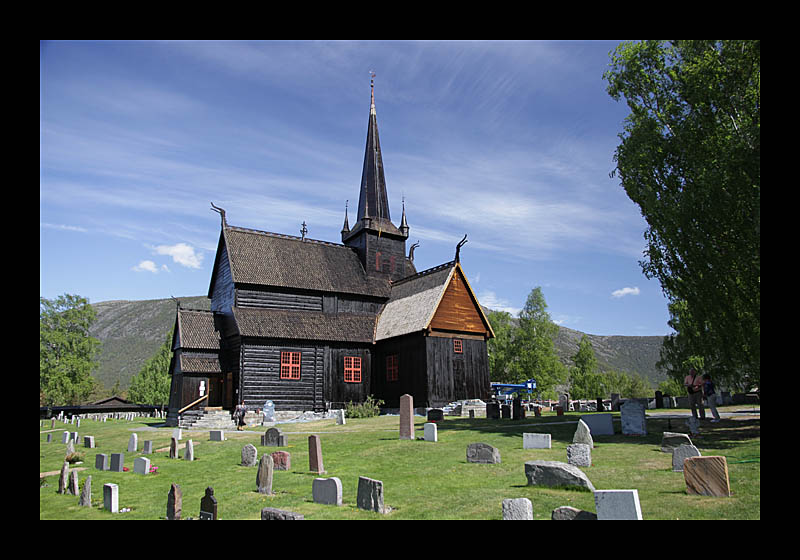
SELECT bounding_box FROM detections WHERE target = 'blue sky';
[40,40,673,337]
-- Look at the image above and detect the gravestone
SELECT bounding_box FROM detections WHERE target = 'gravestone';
[502,498,533,520]
[512,397,525,420]
[572,419,594,447]
[173,428,182,440]
[142,440,153,454]
[486,401,500,419]
[199,487,218,520]
[67,470,79,495]
[427,409,444,422]
[501,404,511,418]
[71,431,78,443]
[533,406,541,417]
[127,433,138,452]
[523,433,551,449]
[261,507,305,520]
[241,444,258,467]
[566,443,592,467]
[596,397,605,412]
[46,433,52,443]
[655,390,664,408]
[661,432,693,452]
[399,394,414,440]
[256,454,274,495]
[169,437,178,459]
[551,506,597,520]
[271,450,291,471]
[335,409,346,425]
[611,393,621,411]
[183,440,194,461]
[620,400,647,435]
[95,453,109,471]
[84,435,95,448]
[466,442,501,464]
[672,444,702,472]
[262,400,275,423]
[312,477,343,506]
[308,435,325,474]
[79,476,92,507]
[103,483,119,513]
[524,461,595,491]
[110,453,124,472]
[357,476,386,513]
[423,422,438,442]
[167,483,182,520]
[65,439,75,456]
[62,431,70,444]
[580,414,614,436]
[264,427,287,447]
[594,489,643,520]
[210,430,225,442]
[683,456,731,497]
[555,406,564,416]
[134,456,150,475]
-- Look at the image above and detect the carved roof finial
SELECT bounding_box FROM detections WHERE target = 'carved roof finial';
[210,202,227,227]
[455,234,468,263]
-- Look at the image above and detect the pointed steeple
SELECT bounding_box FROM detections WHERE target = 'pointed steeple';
[356,73,391,225]
[399,196,409,237]
[340,200,350,239]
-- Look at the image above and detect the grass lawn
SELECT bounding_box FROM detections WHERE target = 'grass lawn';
[39,407,759,520]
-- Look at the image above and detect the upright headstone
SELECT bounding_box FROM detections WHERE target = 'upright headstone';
[655,390,664,408]
[596,397,605,412]
[183,439,194,461]
[502,498,533,520]
[533,406,541,417]
[486,401,500,419]
[65,439,75,456]
[399,394,414,440]
[672,444,702,472]
[67,470,79,495]
[62,431,70,444]
[95,453,109,471]
[611,393,621,411]
[312,477,343,506]
[580,413,614,436]
[466,442,501,464]
[199,487,218,520]
[661,432,693,452]
[620,400,647,435]
[336,409,346,425]
[566,443,592,467]
[572,419,594,447]
[523,433,551,449]
[110,453,124,472]
[173,428,182,440]
[79,476,92,507]
[256,454,274,495]
[271,450,291,471]
[134,456,151,475]
[423,422,438,442]
[209,430,225,441]
[357,476,386,513]
[512,396,525,420]
[83,435,95,448]
[170,437,178,459]
[127,433,138,453]
[167,483,182,520]
[501,404,511,418]
[264,427,286,446]
[308,435,325,474]
[594,489,643,520]
[241,444,258,467]
[103,483,119,513]
[683,456,731,497]
[262,400,275,424]
[142,440,153,454]
[46,433,52,444]
[427,409,444,422]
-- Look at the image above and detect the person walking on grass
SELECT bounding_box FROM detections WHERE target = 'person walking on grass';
[702,373,721,423]
[233,400,247,431]
[684,368,705,420]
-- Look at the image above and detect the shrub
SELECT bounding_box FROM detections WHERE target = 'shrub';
[345,394,385,418]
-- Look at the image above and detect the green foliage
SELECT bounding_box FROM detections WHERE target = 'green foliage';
[345,394,385,418]
[486,310,515,383]
[605,40,760,388]
[40,294,101,405]
[127,328,173,405]
[568,335,603,399]
[657,376,685,397]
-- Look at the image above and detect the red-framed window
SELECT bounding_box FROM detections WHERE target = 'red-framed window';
[344,356,362,383]
[386,354,399,382]
[280,351,301,380]
[453,339,463,353]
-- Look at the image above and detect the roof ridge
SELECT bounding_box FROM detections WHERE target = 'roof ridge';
[225,224,349,249]
[392,260,456,286]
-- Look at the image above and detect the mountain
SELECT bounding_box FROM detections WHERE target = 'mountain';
[87,297,667,391]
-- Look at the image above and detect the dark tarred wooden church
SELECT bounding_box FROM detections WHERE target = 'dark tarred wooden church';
[166,81,494,425]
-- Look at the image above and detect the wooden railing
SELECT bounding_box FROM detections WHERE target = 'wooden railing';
[178,394,208,415]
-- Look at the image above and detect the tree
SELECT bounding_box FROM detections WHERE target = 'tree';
[511,287,567,399]
[128,328,173,405]
[487,310,515,383]
[604,40,760,387]
[568,335,604,399]
[40,294,100,405]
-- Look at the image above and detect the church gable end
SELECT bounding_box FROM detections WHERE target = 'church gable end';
[429,265,493,337]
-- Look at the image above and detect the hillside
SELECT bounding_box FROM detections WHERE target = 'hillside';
[87,297,666,391]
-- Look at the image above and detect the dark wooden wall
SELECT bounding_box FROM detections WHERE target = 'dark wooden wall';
[425,336,490,407]
[371,332,428,407]
[325,344,373,407]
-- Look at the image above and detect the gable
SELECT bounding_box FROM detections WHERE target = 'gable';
[428,265,493,336]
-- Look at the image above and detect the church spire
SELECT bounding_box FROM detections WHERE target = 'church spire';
[357,72,391,225]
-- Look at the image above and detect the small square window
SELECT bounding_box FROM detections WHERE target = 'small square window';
[386,354,399,382]
[344,356,362,383]
[453,339,463,353]
[280,351,301,380]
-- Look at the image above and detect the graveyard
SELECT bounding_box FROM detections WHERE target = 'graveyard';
[39,404,759,520]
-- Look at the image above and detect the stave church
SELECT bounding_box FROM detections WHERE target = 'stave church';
[166,80,494,425]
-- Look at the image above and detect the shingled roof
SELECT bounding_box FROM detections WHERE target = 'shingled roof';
[214,226,391,298]
[233,307,377,343]
[175,309,220,350]
[374,262,456,341]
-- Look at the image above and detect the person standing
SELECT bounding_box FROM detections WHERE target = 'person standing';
[684,368,705,420]
[233,400,247,431]
[702,373,721,422]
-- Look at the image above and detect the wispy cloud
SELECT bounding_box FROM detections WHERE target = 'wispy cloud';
[132,260,168,273]
[611,286,640,298]
[477,290,522,317]
[152,243,203,269]
[40,222,88,233]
